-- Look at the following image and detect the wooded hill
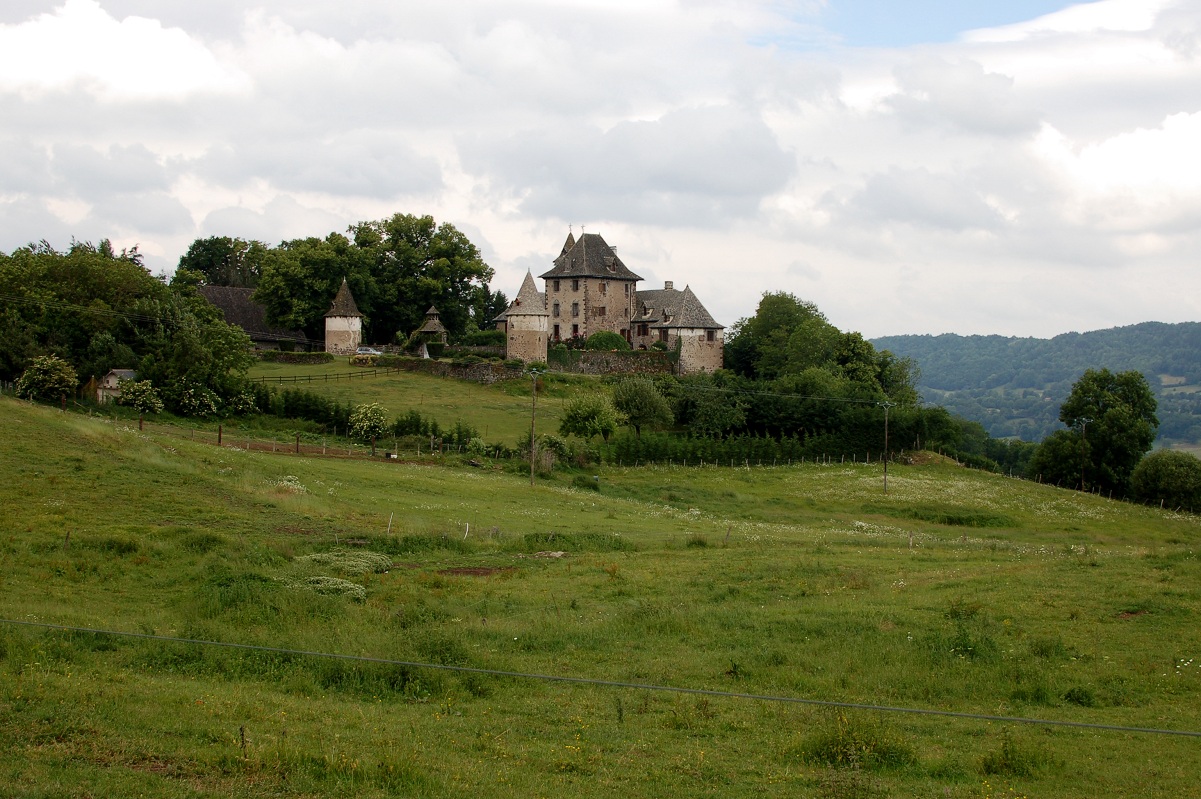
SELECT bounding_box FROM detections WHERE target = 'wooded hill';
[872,322,1201,443]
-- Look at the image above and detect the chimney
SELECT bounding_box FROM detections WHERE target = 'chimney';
[664,280,674,290]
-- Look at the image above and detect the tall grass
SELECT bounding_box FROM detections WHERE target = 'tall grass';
[2,395,1200,797]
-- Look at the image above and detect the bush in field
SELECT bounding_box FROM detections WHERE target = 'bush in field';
[585,331,630,351]
[224,390,259,416]
[1131,449,1201,511]
[172,383,220,417]
[116,379,163,414]
[349,402,390,442]
[15,354,78,401]
[559,394,622,442]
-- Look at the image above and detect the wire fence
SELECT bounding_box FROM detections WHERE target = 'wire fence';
[3,619,1199,739]
[248,368,398,385]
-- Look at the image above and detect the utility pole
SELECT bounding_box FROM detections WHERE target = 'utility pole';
[529,368,543,487]
[880,401,896,494]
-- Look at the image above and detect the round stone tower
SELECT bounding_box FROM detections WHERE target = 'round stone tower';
[505,270,548,362]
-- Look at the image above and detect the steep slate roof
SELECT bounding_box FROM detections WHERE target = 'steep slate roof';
[539,232,643,282]
[198,285,307,343]
[324,278,363,318]
[416,306,448,334]
[634,285,723,330]
[501,271,548,318]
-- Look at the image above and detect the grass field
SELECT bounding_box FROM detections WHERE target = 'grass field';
[246,360,587,445]
[3,395,1200,798]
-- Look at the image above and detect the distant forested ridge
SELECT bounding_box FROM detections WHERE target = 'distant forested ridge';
[872,322,1201,443]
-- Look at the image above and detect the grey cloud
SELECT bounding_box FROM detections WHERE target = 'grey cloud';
[200,196,348,243]
[86,191,193,235]
[51,143,173,200]
[886,57,1040,137]
[0,139,53,193]
[0,198,75,252]
[835,168,1004,232]
[196,136,442,199]
[463,105,796,227]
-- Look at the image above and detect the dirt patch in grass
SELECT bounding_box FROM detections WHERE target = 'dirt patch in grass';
[1117,609,1148,619]
[437,566,516,577]
[275,524,322,536]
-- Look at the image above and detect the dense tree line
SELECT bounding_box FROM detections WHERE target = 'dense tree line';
[874,323,1201,443]
[0,240,254,415]
[174,214,508,345]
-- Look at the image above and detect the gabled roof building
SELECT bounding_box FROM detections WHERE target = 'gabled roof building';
[198,285,307,350]
[502,230,724,374]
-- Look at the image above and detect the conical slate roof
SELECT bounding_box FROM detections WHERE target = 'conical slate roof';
[416,305,447,334]
[324,278,362,318]
[507,271,548,316]
[540,232,642,281]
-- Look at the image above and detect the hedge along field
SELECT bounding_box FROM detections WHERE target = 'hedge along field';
[246,358,583,445]
[2,395,1200,798]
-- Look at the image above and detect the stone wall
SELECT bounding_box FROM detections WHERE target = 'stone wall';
[388,358,526,385]
[547,349,672,375]
[673,329,724,374]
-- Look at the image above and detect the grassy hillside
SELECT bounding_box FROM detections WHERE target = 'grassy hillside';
[3,395,1200,797]
[246,360,589,445]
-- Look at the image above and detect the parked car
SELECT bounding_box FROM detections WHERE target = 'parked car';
[356,347,383,356]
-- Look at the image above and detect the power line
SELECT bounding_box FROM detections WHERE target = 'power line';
[5,619,1198,738]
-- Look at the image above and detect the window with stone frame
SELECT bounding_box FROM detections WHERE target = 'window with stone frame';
[552,302,560,317]
[571,302,579,317]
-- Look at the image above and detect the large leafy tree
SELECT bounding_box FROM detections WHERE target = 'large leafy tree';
[251,214,494,344]
[612,378,673,438]
[253,233,371,341]
[174,236,269,288]
[1032,368,1158,496]
[724,291,917,402]
[350,214,493,342]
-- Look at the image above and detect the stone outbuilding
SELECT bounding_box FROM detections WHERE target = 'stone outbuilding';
[500,271,549,362]
[324,278,363,355]
[631,282,725,373]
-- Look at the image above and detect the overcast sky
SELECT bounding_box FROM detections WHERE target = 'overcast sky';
[2,0,1199,338]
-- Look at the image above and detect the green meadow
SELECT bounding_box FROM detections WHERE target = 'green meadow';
[2,394,1200,798]
[245,360,579,444]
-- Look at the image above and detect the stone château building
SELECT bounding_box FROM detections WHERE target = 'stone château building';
[498,231,724,374]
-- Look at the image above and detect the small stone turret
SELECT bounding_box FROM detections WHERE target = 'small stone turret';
[504,271,549,362]
[324,278,363,355]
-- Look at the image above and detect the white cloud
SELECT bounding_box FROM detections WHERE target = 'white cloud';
[2,0,1201,338]
[0,0,250,101]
